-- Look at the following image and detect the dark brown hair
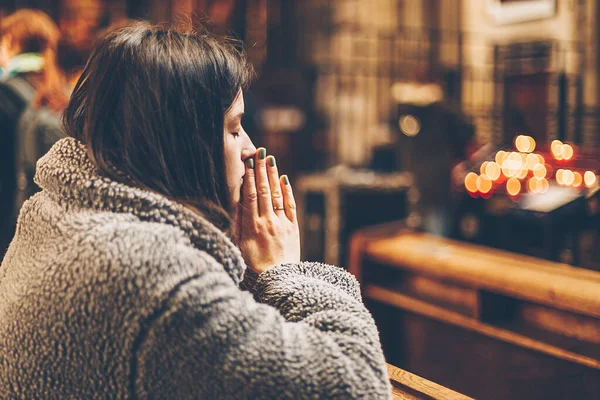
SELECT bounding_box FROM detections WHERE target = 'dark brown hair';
[63,21,253,233]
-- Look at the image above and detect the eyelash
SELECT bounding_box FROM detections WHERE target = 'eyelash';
[232,132,240,138]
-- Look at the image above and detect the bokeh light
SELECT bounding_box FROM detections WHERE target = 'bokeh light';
[480,161,489,176]
[515,135,535,153]
[517,167,528,180]
[515,136,528,152]
[533,163,547,179]
[527,177,540,194]
[399,115,421,137]
[584,171,597,187]
[561,144,574,160]
[527,177,549,194]
[508,152,521,165]
[506,177,521,196]
[573,172,583,187]
[556,169,564,185]
[551,140,563,159]
[507,152,522,177]
[537,154,545,165]
[476,175,492,194]
[465,172,478,193]
[526,153,539,170]
[495,151,506,165]
[528,136,536,153]
[485,162,501,181]
[563,170,575,186]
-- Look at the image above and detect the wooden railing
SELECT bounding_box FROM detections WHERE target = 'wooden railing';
[350,222,600,399]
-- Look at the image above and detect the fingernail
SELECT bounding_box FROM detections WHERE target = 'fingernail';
[282,175,289,185]
[267,156,276,167]
[258,148,266,159]
[245,158,254,169]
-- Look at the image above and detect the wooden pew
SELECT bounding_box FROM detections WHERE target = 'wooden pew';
[350,222,600,399]
[387,363,473,399]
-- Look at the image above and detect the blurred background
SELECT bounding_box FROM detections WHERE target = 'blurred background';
[1,1,600,398]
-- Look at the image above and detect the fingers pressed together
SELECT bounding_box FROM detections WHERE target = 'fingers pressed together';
[242,147,296,223]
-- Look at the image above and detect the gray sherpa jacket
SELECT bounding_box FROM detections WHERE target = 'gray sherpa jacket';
[0,137,392,399]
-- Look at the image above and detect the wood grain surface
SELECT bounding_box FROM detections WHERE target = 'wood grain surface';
[387,363,474,399]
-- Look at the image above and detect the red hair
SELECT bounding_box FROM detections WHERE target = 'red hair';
[0,9,60,54]
[1,9,62,108]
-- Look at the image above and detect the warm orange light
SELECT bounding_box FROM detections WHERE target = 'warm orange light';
[480,161,489,176]
[515,135,529,152]
[526,153,539,170]
[506,177,521,196]
[551,140,563,157]
[508,152,521,164]
[477,175,492,194]
[514,135,536,153]
[528,136,536,153]
[502,164,512,178]
[537,154,545,165]
[527,177,540,194]
[517,167,528,180]
[485,162,501,181]
[465,172,478,192]
[561,144,574,160]
[533,163,547,179]
[573,172,583,187]
[540,178,549,193]
[520,153,528,166]
[495,151,506,165]
[563,170,575,186]
[496,151,510,168]
[507,152,522,177]
[584,171,597,187]
[556,169,564,185]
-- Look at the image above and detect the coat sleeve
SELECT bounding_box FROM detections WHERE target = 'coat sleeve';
[133,246,392,399]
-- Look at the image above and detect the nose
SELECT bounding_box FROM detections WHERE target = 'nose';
[242,132,257,160]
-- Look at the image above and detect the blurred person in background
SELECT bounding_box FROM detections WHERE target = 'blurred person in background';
[13,38,90,221]
[0,8,60,256]
[394,66,475,238]
[59,0,105,53]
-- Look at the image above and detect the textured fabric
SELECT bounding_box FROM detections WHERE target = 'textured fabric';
[0,137,391,399]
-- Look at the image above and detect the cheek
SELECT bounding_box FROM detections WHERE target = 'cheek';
[223,138,243,184]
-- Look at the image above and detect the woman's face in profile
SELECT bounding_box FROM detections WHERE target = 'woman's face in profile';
[224,91,256,204]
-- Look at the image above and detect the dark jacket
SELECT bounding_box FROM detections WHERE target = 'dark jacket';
[0,74,37,254]
[14,103,65,219]
[0,137,392,399]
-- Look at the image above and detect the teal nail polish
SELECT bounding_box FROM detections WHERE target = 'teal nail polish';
[282,175,289,185]
[245,158,254,169]
[258,148,266,159]
[268,156,276,167]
